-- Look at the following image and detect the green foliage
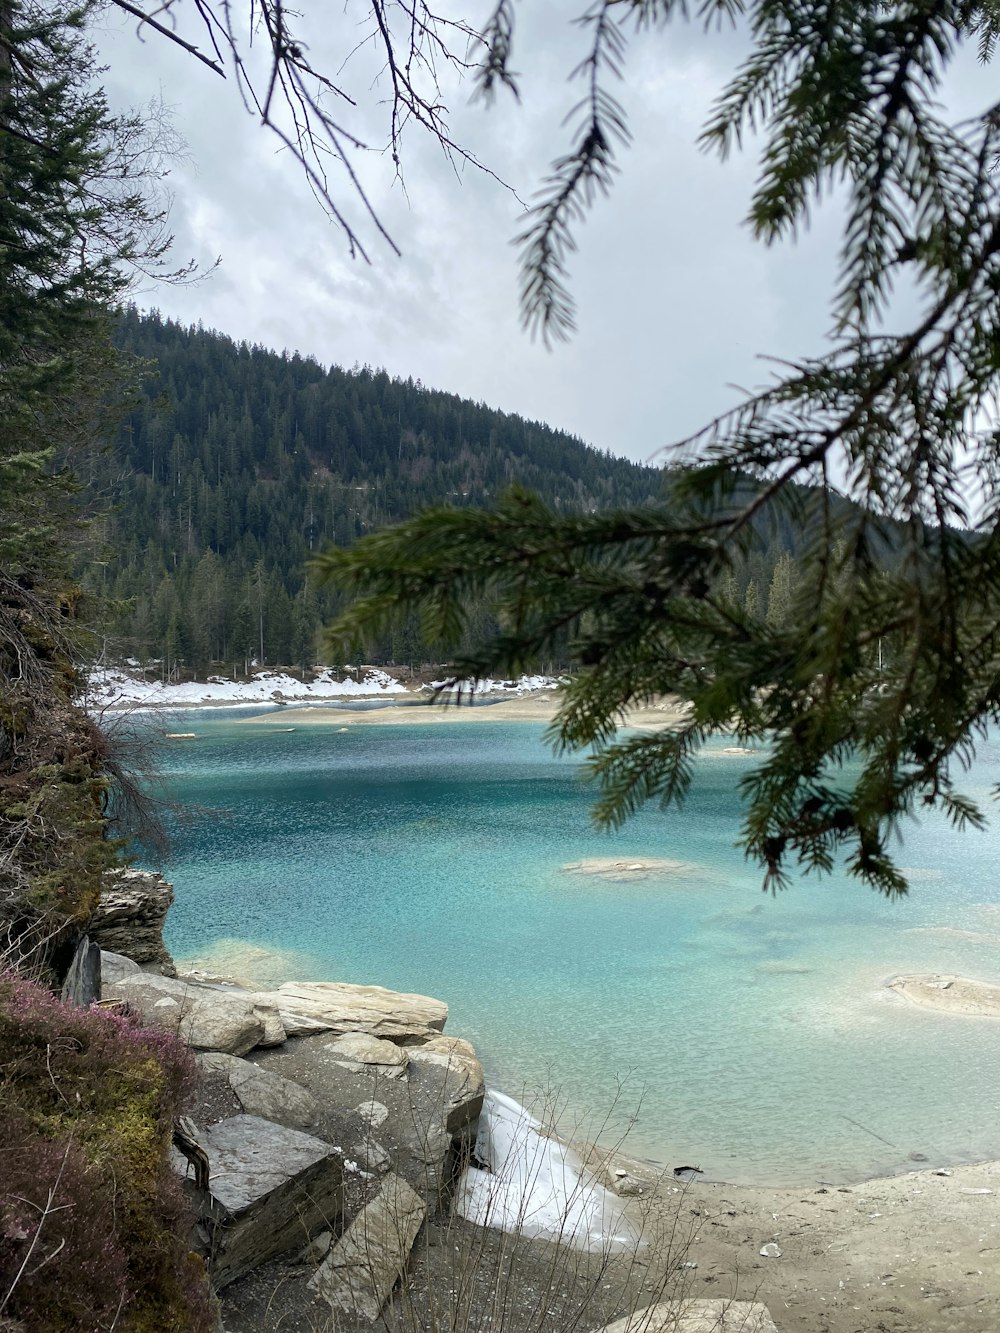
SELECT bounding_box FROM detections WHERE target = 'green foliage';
[83,309,671,669]
[0,974,216,1332]
[317,0,1000,897]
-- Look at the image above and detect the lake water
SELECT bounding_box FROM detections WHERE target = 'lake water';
[149,705,1000,1186]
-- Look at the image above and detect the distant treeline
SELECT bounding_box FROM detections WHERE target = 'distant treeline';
[83,310,803,675]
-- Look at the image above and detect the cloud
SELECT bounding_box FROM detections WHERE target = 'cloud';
[93,2,991,465]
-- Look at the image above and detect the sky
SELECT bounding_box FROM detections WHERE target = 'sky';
[94,3,989,467]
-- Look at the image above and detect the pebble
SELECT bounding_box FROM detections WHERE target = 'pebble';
[759,1243,782,1258]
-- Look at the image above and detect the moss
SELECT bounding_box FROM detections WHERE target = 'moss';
[0,975,217,1332]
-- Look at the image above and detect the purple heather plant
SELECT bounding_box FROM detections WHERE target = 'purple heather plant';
[0,972,216,1332]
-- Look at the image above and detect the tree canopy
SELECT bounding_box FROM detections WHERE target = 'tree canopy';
[308,0,1000,897]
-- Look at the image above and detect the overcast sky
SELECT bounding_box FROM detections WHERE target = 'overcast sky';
[94,3,990,467]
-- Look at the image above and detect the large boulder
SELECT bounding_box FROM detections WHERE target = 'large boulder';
[173,1114,344,1289]
[406,1045,484,1135]
[308,1171,425,1321]
[253,980,447,1042]
[325,1032,411,1079]
[106,973,285,1055]
[89,868,177,974]
[196,1052,319,1130]
[594,1300,780,1333]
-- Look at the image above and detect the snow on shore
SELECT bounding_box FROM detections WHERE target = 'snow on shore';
[82,666,407,710]
[454,1089,643,1252]
[82,667,561,711]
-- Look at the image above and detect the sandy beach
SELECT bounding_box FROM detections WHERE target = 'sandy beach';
[238,691,693,729]
[617,1154,1000,1333]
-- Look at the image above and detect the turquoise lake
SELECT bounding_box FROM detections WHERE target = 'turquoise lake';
[150,705,1000,1186]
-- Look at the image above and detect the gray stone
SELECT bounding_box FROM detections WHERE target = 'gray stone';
[107,973,284,1055]
[407,1046,484,1135]
[196,1052,319,1130]
[89,868,176,974]
[252,980,447,1042]
[100,949,140,986]
[357,1099,390,1130]
[173,1114,343,1289]
[309,1171,426,1321]
[297,1229,333,1264]
[349,1139,393,1174]
[61,936,101,1008]
[594,1299,780,1333]
[325,1032,410,1078]
[759,1242,782,1258]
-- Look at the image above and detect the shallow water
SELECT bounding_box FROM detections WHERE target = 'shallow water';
[149,707,1000,1186]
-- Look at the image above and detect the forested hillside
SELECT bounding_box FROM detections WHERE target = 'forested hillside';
[89,310,676,671]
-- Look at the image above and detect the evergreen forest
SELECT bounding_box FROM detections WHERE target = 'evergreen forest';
[88,309,801,676]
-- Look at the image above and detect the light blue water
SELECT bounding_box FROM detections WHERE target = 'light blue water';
[150,706,1000,1186]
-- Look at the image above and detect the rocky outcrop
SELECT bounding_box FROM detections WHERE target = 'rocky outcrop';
[196,1052,320,1130]
[252,980,447,1041]
[308,1171,426,1321]
[174,1114,344,1289]
[89,868,177,974]
[106,973,285,1056]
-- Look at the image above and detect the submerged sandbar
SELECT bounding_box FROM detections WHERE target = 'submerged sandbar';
[888,973,1000,1017]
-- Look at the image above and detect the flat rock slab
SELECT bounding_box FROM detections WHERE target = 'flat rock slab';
[174,1114,344,1289]
[596,1299,780,1333]
[107,973,285,1055]
[253,980,447,1041]
[196,1052,320,1130]
[309,1171,426,1321]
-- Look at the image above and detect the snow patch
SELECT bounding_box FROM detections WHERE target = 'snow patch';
[429,675,560,696]
[454,1089,643,1252]
[81,666,407,710]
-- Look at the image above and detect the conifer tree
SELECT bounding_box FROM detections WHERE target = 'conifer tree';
[313,1,1000,898]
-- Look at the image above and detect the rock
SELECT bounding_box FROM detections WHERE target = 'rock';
[419,1034,478,1059]
[357,1099,389,1130]
[909,1151,929,1162]
[297,1230,332,1265]
[173,1114,344,1289]
[406,1046,485,1134]
[100,949,140,986]
[89,868,177,974]
[107,973,284,1055]
[759,1242,782,1258]
[349,1139,392,1174]
[196,1053,319,1130]
[253,980,447,1042]
[594,1299,780,1333]
[324,1032,410,1078]
[60,936,101,1008]
[309,1171,426,1321]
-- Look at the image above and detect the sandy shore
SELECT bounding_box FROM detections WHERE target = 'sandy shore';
[238,692,694,728]
[600,1152,1000,1333]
